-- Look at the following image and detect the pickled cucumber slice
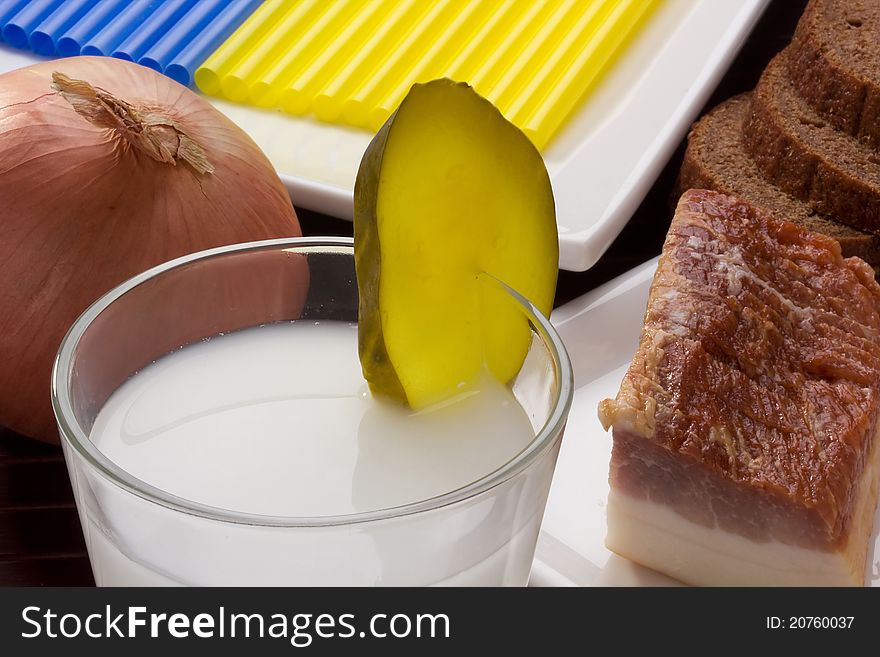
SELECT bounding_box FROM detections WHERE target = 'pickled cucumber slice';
[354,78,557,409]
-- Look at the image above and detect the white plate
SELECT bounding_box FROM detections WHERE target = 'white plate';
[0,0,767,271]
[534,259,880,586]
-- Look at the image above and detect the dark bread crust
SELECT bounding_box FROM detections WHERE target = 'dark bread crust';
[743,52,880,234]
[787,0,880,150]
[677,93,880,263]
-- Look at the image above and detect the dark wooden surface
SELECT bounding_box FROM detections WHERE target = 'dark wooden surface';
[0,0,806,586]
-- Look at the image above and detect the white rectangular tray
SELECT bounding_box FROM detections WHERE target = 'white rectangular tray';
[212,0,769,272]
[534,259,880,586]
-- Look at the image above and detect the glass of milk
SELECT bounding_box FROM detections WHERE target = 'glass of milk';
[52,237,573,586]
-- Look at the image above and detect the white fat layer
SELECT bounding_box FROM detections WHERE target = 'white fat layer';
[606,491,860,586]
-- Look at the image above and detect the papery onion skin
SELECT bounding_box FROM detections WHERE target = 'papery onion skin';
[0,57,301,443]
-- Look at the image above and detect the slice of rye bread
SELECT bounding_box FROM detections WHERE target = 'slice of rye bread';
[677,93,880,264]
[787,0,880,150]
[743,51,880,235]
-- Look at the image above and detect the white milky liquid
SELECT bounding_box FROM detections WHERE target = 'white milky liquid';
[79,321,548,586]
[90,321,535,516]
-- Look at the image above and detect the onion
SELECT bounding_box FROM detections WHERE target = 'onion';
[0,57,301,443]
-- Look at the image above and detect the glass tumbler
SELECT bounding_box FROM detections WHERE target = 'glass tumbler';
[52,237,573,586]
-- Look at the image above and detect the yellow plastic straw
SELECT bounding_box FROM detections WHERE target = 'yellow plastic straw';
[312,0,426,122]
[193,0,290,96]
[245,0,362,109]
[221,0,324,102]
[196,0,663,150]
[364,1,468,130]
[465,1,559,100]
[368,0,503,128]
[501,0,614,122]
[484,0,583,107]
[443,1,524,84]
[279,1,393,115]
[515,0,660,148]
[344,0,460,129]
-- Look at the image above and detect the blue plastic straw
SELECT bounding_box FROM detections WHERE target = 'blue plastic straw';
[81,0,162,57]
[165,0,262,87]
[0,0,29,42]
[111,0,196,62]
[30,0,100,56]
[139,0,229,74]
[56,0,131,57]
[3,0,64,49]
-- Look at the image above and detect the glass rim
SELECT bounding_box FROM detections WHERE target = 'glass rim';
[51,236,574,528]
